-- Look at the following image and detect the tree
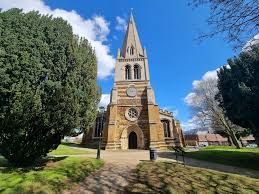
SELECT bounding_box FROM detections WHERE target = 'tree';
[190,0,259,49]
[217,45,259,145]
[0,9,99,166]
[185,74,242,148]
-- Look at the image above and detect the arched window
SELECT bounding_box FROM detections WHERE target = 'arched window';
[125,65,131,80]
[134,64,141,79]
[130,46,134,55]
[161,120,171,138]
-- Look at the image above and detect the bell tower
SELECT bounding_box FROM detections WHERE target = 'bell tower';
[102,13,166,150]
[114,13,150,83]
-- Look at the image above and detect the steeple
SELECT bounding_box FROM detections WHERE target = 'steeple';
[121,13,144,58]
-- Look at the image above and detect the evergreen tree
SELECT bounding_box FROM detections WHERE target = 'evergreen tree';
[0,9,99,166]
[217,46,259,145]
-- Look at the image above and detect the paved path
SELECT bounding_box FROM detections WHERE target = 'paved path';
[62,149,259,194]
[62,150,149,194]
[63,163,135,194]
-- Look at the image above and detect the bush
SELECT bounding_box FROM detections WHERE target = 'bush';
[0,9,99,166]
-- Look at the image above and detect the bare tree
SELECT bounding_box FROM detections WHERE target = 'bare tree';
[185,75,242,148]
[190,0,259,49]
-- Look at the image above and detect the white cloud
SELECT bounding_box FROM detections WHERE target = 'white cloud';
[172,109,179,117]
[243,34,259,51]
[184,92,196,106]
[184,68,221,132]
[192,69,218,89]
[181,115,200,131]
[0,0,115,79]
[185,68,219,107]
[98,94,110,108]
[115,16,127,32]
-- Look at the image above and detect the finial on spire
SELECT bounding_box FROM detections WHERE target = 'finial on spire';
[130,8,133,16]
[121,9,143,58]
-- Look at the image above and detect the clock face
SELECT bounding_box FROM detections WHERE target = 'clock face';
[126,87,137,97]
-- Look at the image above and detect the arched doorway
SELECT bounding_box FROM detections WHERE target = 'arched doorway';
[128,131,137,149]
[120,125,144,149]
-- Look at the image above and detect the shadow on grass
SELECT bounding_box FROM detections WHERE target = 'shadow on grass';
[126,161,259,194]
[0,156,103,193]
[157,151,259,179]
[61,142,84,147]
[62,142,98,149]
[185,150,259,170]
[66,163,138,193]
[0,156,68,173]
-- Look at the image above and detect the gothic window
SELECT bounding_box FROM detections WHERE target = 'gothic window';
[125,65,132,80]
[134,64,141,79]
[130,46,134,55]
[128,108,138,119]
[94,116,106,137]
[161,120,171,138]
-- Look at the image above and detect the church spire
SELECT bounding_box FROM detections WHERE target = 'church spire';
[121,13,144,58]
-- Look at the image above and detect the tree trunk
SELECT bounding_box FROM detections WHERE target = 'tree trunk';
[219,116,241,149]
[228,135,234,146]
[228,129,241,149]
[81,132,87,144]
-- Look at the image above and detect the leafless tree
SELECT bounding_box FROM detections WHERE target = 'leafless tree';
[190,0,259,50]
[185,76,242,148]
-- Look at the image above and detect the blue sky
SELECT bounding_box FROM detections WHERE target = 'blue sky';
[0,0,238,130]
[45,0,236,129]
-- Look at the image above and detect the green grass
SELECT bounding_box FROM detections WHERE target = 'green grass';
[186,146,259,170]
[49,144,92,156]
[202,146,259,152]
[0,156,103,194]
[127,161,259,194]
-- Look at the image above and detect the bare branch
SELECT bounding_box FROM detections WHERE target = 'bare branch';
[190,0,259,49]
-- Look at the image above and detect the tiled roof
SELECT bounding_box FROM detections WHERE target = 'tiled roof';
[240,135,255,141]
[184,135,198,141]
[185,134,228,142]
[206,134,228,142]
[198,135,207,142]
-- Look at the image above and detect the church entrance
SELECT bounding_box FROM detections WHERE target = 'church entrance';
[120,125,144,149]
[128,131,137,149]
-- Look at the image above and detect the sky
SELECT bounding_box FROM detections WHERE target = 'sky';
[0,0,239,131]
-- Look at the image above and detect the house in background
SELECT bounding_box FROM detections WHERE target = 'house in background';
[240,135,256,146]
[184,134,229,147]
[185,131,256,147]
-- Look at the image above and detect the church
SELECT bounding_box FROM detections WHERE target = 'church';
[83,14,185,149]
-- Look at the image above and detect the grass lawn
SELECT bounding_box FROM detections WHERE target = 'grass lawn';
[127,161,259,194]
[0,156,103,194]
[49,143,92,156]
[0,143,100,193]
[186,146,259,170]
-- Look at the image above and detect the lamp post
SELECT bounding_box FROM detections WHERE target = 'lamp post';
[97,106,105,159]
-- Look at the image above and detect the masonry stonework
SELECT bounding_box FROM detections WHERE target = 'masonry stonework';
[83,14,185,150]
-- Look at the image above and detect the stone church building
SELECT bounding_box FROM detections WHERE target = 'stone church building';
[83,14,185,149]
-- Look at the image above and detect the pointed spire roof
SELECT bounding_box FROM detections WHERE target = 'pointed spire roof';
[121,13,144,58]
